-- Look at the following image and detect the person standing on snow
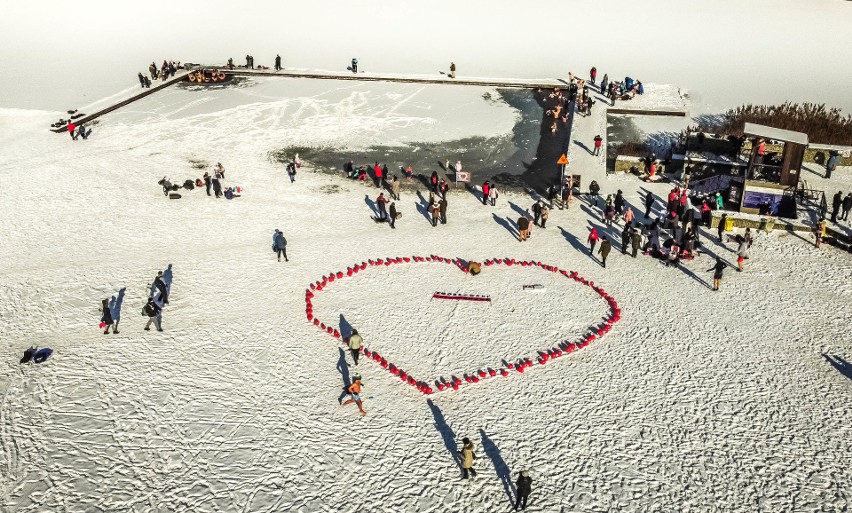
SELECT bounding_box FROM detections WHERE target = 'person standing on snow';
[373,163,383,188]
[389,202,398,229]
[391,176,401,200]
[532,201,542,226]
[621,224,631,254]
[458,438,477,479]
[631,227,642,258]
[430,171,439,193]
[481,181,491,205]
[644,192,655,219]
[590,66,597,85]
[341,377,366,415]
[351,57,358,73]
[138,72,146,88]
[287,162,297,183]
[273,229,288,261]
[588,180,600,207]
[614,190,624,215]
[831,191,843,223]
[439,197,448,225]
[376,193,389,221]
[100,298,116,334]
[439,179,449,198]
[143,297,162,331]
[707,257,727,291]
[274,54,282,71]
[814,217,826,248]
[598,237,612,267]
[348,329,363,365]
[540,204,549,228]
[203,172,212,196]
[701,199,712,227]
[623,207,634,226]
[717,213,728,241]
[449,62,456,79]
[431,198,441,227]
[515,470,533,510]
[593,134,603,156]
[488,184,499,206]
[587,227,600,254]
[735,237,748,272]
[517,216,531,242]
[842,192,852,221]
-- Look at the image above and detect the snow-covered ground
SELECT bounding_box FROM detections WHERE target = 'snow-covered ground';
[1,75,851,513]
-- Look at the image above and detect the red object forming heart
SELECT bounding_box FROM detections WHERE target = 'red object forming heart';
[306,256,621,395]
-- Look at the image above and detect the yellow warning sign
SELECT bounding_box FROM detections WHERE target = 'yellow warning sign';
[557,154,569,165]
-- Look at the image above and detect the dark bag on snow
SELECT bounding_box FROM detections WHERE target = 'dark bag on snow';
[33,348,53,364]
[169,193,182,199]
[20,347,36,364]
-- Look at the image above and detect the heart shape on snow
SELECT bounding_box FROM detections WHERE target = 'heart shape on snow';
[305,256,621,395]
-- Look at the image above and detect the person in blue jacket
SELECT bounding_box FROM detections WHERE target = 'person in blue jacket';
[273,229,288,262]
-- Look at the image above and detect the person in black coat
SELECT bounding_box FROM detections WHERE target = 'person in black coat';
[621,224,631,254]
[203,172,212,196]
[717,213,728,241]
[274,54,282,71]
[831,191,842,223]
[614,190,624,215]
[514,470,532,510]
[143,297,162,331]
[532,201,542,226]
[154,273,169,305]
[707,257,727,291]
[101,299,115,334]
[388,202,397,229]
[644,192,655,218]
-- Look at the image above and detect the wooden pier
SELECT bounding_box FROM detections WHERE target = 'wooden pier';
[49,68,688,131]
[50,71,188,132]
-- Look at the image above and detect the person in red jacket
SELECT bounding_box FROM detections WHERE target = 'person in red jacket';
[701,200,712,227]
[587,227,600,253]
[67,121,77,140]
[593,134,602,156]
[373,163,383,188]
[481,181,491,205]
[590,66,597,85]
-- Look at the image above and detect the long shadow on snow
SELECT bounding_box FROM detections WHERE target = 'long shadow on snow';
[427,400,461,471]
[479,429,514,506]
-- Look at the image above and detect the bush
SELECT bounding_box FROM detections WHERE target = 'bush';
[697,103,852,146]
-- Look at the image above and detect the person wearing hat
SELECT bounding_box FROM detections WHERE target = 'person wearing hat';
[143,296,162,331]
[515,470,532,510]
[341,376,366,415]
[458,437,477,479]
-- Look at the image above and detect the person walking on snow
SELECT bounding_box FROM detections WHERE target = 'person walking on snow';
[621,224,631,254]
[540,204,549,228]
[481,181,491,205]
[593,134,603,156]
[100,298,116,334]
[532,201,542,226]
[598,237,612,267]
[587,227,600,254]
[348,329,363,365]
[515,470,533,511]
[623,207,634,226]
[273,229,288,261]
[707,257,727,291]
[376,193,388,221]
[389,202,398,229]
[341,377,366,415]
[458,438,477,479]
[143,297,162,331]
[439,198,447,225]
[488,184,499,206]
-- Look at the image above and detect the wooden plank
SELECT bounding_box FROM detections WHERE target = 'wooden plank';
[50,72,188,132]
